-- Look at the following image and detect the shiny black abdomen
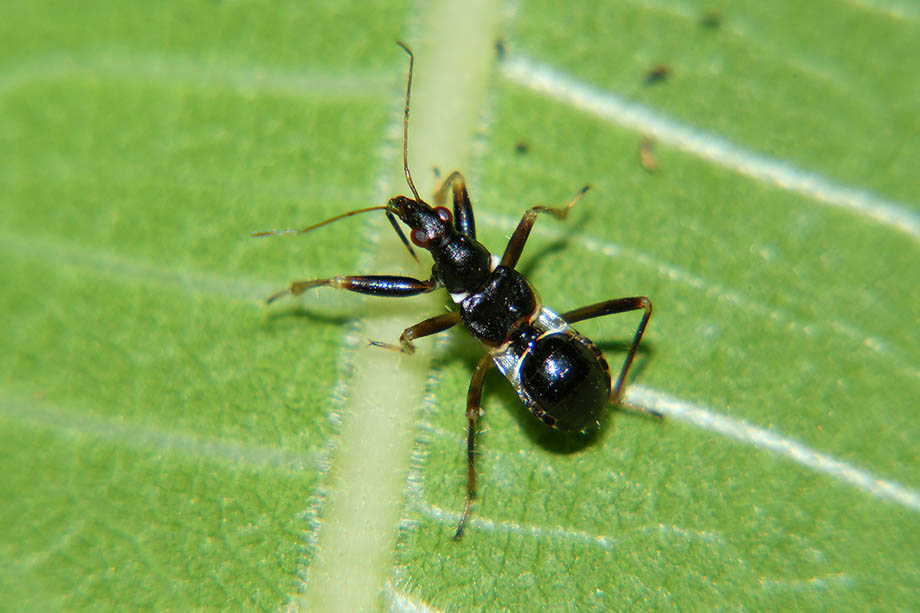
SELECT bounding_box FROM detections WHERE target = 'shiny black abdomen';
[519,332,611,431]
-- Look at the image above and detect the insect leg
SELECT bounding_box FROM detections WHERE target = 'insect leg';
[433,170,475,238]
[368,311,461,354]
[561,297,656,412]
[499,185,589,269]
[455,353,494,540]
[265,275,437,304]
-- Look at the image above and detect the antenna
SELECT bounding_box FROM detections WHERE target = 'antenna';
[395,41,422,204]
[251,206,389,238]
[251,203,418,263]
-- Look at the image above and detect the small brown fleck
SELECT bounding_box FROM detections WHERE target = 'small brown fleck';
[644,64,671,85]
[495,39,507,61]
[700,11,722,29]
[639,136,658,172]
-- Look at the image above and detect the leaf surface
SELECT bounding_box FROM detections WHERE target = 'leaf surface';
[1,0,918,610]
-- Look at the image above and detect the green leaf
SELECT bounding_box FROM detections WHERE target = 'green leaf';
[2,0,918,610]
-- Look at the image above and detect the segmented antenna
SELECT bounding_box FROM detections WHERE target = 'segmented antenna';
[395,41,422,204]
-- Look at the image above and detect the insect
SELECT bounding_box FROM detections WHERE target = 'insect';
[256,42,654,539]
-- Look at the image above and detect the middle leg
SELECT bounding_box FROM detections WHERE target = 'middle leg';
[500,186,590,269]
[368,311,461,354]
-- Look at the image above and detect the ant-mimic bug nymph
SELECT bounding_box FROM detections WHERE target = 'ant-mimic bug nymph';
[255,41,655,539]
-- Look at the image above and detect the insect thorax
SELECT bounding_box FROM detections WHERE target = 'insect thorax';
[458,265,538,346]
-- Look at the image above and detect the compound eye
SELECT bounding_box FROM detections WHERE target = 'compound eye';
[410,227,430,247]
[434,206,453,223]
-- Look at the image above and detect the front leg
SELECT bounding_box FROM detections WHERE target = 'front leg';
[265,274,438,304]
[433,170,476,238]
[368,311,460,354]
[500,185,589,269]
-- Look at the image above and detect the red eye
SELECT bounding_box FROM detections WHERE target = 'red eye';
[435,206,452,223]
[411,228,429,247]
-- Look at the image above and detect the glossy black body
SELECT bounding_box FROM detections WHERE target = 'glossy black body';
[459,266,537,347]
[516,328,611,431]
[262,42,653,539]
[387,195,614,432]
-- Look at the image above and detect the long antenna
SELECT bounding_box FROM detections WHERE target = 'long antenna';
[250,206,389,237]
[395,41,422,204]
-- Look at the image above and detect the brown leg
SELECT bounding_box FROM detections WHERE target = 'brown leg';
[499,186,589,269]
[561,296,656,415]
[368,311,461,354]
[455,353,494,539]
